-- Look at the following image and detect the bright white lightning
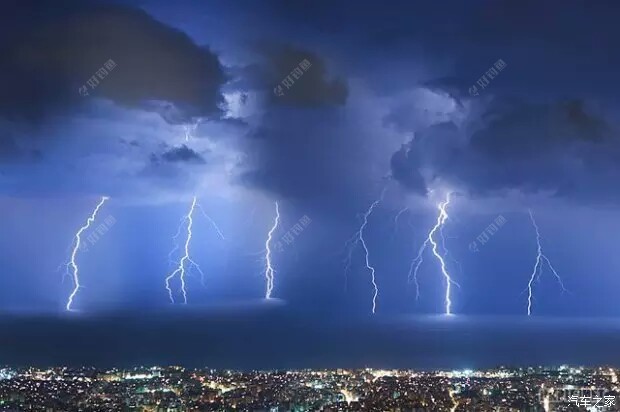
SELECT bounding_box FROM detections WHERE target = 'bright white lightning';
[166,198,225,299]
[183,119,201,142]
[430,193,456,315]
[394,207,409,230]
[167,217,186,268]
[196,204,226,241]
[390,207,409,242]
[343,189,386,314]
[165,197,203,304]
[65,196,109,311]
[264,201,280,299]
[408,237,430,300]
[526,209,568,316]
[408,192,458,315]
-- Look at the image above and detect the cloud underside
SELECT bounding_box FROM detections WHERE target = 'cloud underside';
[390,99,620,202]
[0,0,227,127]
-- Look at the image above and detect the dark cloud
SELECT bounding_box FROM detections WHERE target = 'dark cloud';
[265,47,348,107]
[227,46,355,204]
[390,143,427,194]
[137,145,207,190]
[560,100,608,143]
[0,0,227,125]
[237,106,380,208]
[239,115,342,200]
[0,137,41,162]
[390,99,620,202]
[152,145,206,165]
[261,1,620,101]
[119,139,141,148]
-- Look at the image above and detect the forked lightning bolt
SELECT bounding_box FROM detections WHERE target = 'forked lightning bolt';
[408,236,430,301]
[407,192,458,315]
[65,196,109,311]
[166,213,224,287]
[343,188,386,314]
[429,193,457,315]
[264,201,280,299]
[165,197,199,303]
[526,209,568,316]
[165,197,226,302]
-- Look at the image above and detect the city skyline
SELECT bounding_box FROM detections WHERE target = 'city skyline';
[0,365,618,411]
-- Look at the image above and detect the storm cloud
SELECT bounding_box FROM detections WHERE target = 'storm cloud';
[0,0,227,126]
[390,99,620,202]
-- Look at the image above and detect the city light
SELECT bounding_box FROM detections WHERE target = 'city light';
[0,366,615,410]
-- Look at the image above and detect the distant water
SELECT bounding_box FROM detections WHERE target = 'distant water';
[1,303,619,370]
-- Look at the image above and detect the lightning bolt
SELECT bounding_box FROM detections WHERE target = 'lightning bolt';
[526,209,568,316]
[391,207,409,241]
[407,237,430,301]
[196,203,226,241]
[407,192,458,315]
[165,197,202,303]
[343,188,386,314]
[65,196,109,311]
[165,197,226,302]
[264,201,280,299]
[167,216,186,268]
[183,119,201,142]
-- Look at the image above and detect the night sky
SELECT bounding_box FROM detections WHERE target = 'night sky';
[1,0,620,367]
